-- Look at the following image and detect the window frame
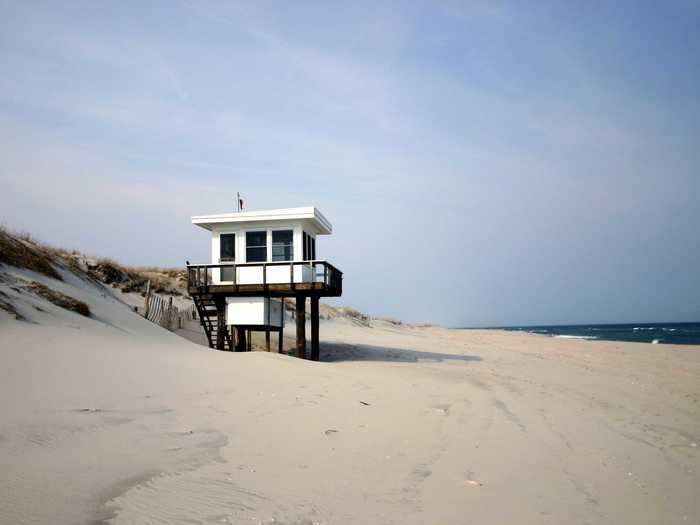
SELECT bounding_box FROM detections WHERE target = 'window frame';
[271,228,294,262]
[245,229,268,263]
[302,231,316,261]
[303,231,317,261]
[219,232,236,262]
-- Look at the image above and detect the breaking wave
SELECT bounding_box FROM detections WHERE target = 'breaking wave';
[492,322,700,345]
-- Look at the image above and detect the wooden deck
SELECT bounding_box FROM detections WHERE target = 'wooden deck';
[186,261,343,359]
[188,282,339,297]
[186,261,342,298]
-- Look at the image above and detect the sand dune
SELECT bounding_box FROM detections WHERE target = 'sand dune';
[1,262,699,524]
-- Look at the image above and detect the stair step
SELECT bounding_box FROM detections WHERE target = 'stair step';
[192,295,233,350]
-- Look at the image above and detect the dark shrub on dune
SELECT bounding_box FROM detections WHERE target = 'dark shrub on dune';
[25,281,90,317]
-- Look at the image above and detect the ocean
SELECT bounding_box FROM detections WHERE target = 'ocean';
[494,322,700,345]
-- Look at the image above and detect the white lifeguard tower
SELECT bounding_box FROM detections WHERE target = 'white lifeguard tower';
[187,207,342,359]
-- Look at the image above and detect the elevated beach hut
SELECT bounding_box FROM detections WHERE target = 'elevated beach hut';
[187,207,343,359]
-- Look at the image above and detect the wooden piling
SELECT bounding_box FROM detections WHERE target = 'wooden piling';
[296,296,306,359]
[235,327,246,352]
[310,296,320,361]
[278,298,284,353]
[214,297,226,350]
[265,297,271,351]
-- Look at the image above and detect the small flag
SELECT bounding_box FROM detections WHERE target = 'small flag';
[237,192,245,211]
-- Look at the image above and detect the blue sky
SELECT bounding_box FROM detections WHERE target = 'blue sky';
[1,1,699,326]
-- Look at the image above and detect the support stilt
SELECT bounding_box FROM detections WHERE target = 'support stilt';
[311,296,320,361]
[214,296,227,350]
[296,296,306,359]
[278,298,284,353]
[235,327,246,352]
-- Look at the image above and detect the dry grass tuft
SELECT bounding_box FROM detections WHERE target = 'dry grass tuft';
[89,258,128,285]
[335,307,370,324]
[83,259,185,296]
[0,227,63,281]
[1,226,186,297]
[25,281,91,317]
[374,316,403,326]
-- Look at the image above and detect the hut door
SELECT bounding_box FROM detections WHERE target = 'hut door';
[220,233,235,281]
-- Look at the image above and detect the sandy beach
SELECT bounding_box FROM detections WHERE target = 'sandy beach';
[1,263,699,524]
[3,2,700,522]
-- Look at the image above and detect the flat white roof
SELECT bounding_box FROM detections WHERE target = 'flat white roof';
[191,206,332,234]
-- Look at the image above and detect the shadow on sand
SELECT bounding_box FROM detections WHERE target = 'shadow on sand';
[321,342,482,364]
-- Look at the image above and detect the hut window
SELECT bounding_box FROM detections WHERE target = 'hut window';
[246,231,267,262]
[303,232,316,261]
[219,233,235,261]
[272,230,293,261]
[220,233,236,281]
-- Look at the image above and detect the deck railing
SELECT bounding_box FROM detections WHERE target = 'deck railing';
[186,260,342,292]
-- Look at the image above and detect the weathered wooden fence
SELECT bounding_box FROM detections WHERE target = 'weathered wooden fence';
[135,280,197,331]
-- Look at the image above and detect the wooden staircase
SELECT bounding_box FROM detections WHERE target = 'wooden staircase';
[192,294,233,351]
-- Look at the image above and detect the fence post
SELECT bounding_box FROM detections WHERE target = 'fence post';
[159,298,165,326]
[143,280,151,318]
[166,297,173,330]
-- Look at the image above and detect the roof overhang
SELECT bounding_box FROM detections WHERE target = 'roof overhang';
[191,206,333,234]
